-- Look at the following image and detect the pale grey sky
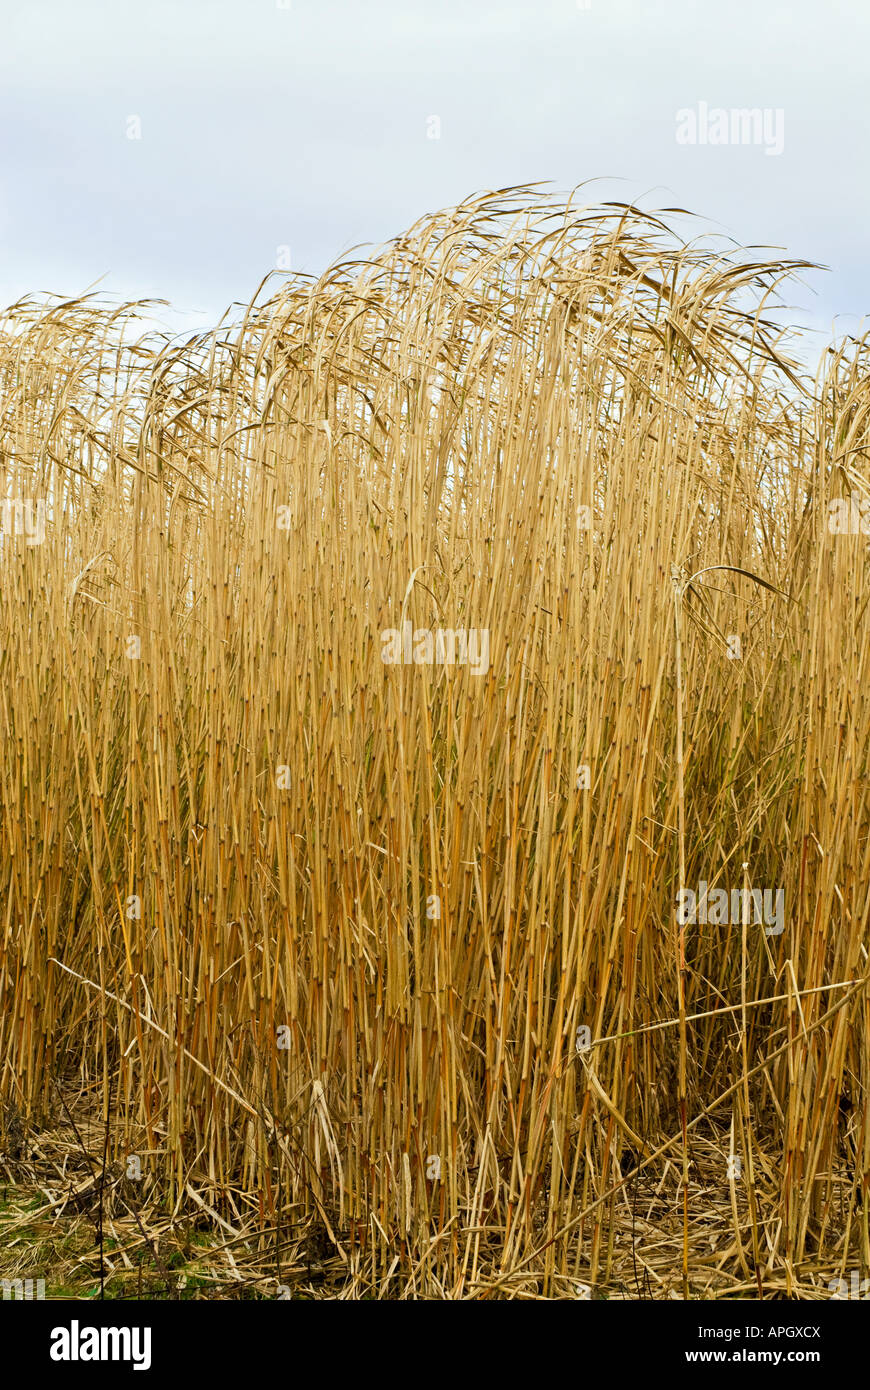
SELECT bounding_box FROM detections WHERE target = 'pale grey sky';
[1,0,867,349]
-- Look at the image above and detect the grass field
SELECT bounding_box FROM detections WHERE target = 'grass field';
[0,188,868,1299]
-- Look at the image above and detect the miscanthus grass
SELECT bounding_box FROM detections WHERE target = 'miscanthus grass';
[0,188,867,1298]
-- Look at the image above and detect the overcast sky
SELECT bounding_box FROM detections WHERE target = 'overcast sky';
[1,0,867,353]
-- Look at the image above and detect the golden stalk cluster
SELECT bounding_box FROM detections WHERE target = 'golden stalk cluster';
[0,189,867,1296]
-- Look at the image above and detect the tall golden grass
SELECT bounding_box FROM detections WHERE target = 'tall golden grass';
[0,189,868,1297]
